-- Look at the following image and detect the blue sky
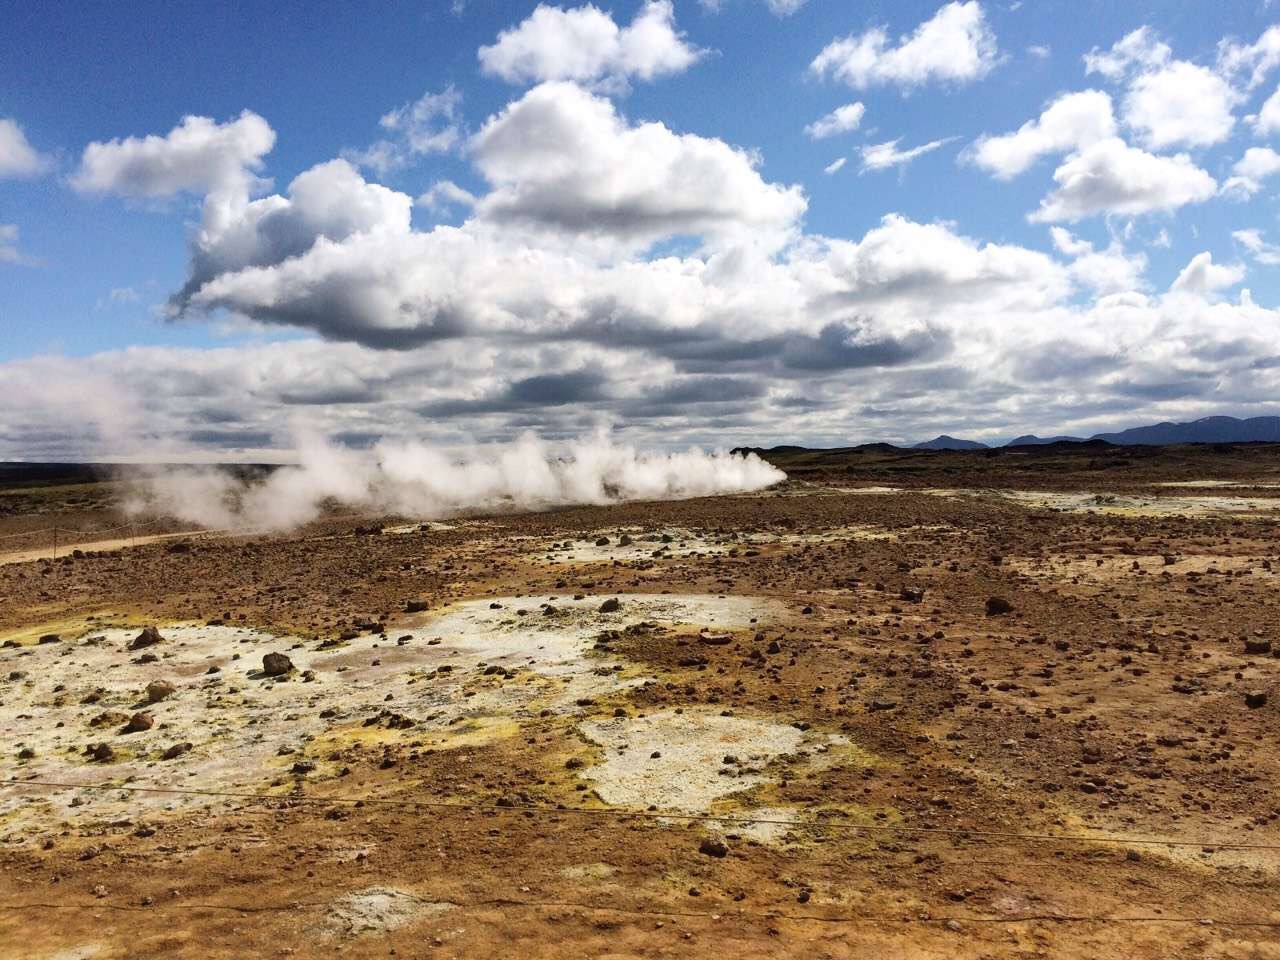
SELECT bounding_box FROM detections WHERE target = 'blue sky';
[3,1,1280,456]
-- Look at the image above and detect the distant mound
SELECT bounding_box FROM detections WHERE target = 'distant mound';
[729,445,808,457]
[912,435,988,451]
[1005,434,1085,446]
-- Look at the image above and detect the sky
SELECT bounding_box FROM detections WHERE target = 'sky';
[4,0,1280,459]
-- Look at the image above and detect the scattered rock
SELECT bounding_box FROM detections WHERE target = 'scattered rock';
[599,598,622,614]
[88,743,115,763]
[262,652,294,676]
[985,597,1014,616]
[128,626,163,650]
[145,680,177,703]
[122,712,154,734]
[698,838,728,858]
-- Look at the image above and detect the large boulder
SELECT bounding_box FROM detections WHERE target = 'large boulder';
[262,652,294,677]
[122,711,154,734]
[145,680,177,703]
[985,597,1014,616]
[128,626,163,650]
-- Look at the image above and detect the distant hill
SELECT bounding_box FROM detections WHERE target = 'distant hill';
[1005,434,1085,446]
[1090,415,1280,446]
[913,435,988,451]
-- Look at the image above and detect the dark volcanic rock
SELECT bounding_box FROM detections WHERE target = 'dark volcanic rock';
[128,626,163,650]
[985,597,1014,616]
[88,743,115,763]
[698,838,728,858]
[262,652,294,677]
[145,680,177,703]
[122,711,154,734]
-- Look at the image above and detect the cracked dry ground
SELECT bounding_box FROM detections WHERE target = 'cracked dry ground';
[3,473,1280,957]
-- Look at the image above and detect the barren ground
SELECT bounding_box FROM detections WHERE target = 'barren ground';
[3,443,1280,959]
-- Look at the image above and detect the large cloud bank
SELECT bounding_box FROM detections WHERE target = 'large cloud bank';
[6,4,1280,459]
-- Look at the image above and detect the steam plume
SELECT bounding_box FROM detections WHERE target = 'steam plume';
[122,430,786,532]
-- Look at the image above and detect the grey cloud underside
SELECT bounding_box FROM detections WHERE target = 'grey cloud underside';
[19,61,1280,459]
[8,326,1280,458]
[187,428,278,448]
[1112,376,1217,401]
[477,197,752,239]
[1012,346,1121,383]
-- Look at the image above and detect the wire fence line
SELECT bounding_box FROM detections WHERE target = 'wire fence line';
[5,776,1279,853]
[0,893,1276,929]
[0,509,422,561]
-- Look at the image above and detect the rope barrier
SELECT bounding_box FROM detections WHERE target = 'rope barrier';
[5,777,1278,852]
[0,509,424,548]
[0,895,1276,928]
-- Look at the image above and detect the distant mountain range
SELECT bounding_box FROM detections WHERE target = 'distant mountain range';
[1090,416,1280,446]
[911,416,1280,450]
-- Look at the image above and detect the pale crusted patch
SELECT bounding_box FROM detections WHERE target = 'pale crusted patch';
[322,887,451,940]
[578,709,845,814]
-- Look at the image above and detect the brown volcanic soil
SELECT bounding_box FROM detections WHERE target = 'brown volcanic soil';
[2,446,1280,958]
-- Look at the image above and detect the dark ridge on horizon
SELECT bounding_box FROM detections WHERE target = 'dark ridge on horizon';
[912,435,988,451]
[734,415,1280,456]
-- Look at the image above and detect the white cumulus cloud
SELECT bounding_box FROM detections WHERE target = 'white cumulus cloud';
[71,111,276,205]
[1222,146,1280,199]
[1049,227,1146,294]
[345,87,464,175]
[1170,251,1245,295]
[1218,24,1280,92]
[804,102,865,140]
[470,82,806,253]
[1029,138,1216,222]
[0,119,51,178]
[478,1,703,89]
[968,90,1116,179]
[1233,228,1280,266]
[1255,85,1280,136]
[1086,28,1239,149]
[810,2,999,91]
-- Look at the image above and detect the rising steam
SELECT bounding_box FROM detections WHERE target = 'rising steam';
[121,431,786,532]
